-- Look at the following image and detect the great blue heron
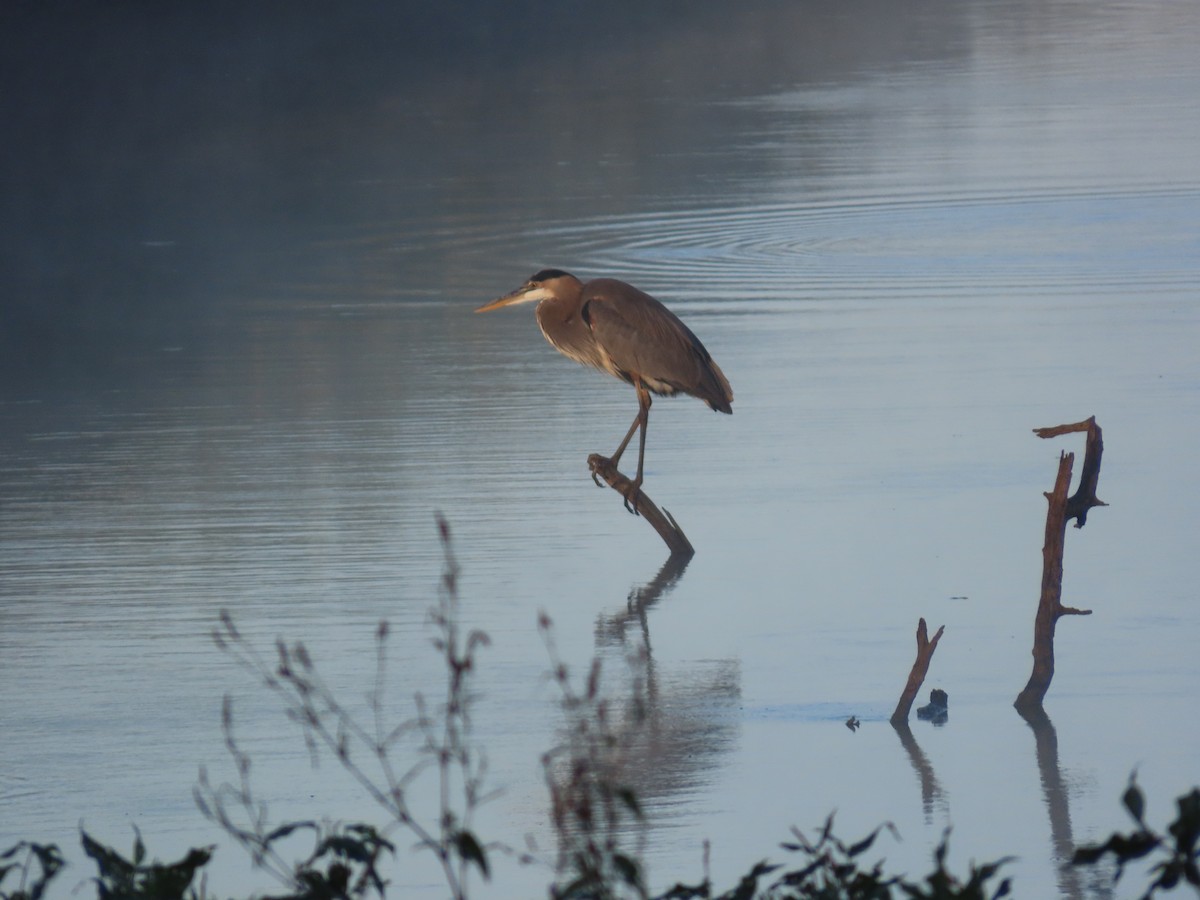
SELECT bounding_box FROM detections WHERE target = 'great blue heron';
[476,269,732,513]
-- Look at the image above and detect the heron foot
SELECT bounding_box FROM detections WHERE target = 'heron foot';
[622,481,643,516]
[587,453,642,515]
[589,455,613,488]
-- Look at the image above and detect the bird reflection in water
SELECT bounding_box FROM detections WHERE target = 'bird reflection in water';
[477,270,732,515]
[595,551,692,649]
[575,553,742,835]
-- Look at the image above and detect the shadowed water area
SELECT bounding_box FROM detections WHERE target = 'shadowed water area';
[2,1,1198,896]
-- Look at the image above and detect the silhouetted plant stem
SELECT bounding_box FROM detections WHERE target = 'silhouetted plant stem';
[539,612,649,900]
[1073,774,1200,897]
[0,841,65,900]
[198,514,494,900]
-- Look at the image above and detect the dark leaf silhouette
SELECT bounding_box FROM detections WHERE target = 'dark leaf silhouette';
[453,830,490,881]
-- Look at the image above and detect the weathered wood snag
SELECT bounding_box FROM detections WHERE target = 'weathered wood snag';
[588,454,695,556]
[1014,417,1107,713]
[890,617,945,726]
[1032,417,1108,527]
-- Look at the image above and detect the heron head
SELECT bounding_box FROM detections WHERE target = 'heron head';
[476,269,579,312]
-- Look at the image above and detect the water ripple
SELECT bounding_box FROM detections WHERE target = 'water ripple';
[303,183,1197,314]
[517,184,1200,303]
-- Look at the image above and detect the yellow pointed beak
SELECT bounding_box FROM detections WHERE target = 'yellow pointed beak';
[476,284,539,313]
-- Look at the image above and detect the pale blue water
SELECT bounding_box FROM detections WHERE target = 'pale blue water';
[2,1,1198,897]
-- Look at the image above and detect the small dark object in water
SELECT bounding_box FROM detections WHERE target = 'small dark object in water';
[845,715,861,732]
[916,689,949,724]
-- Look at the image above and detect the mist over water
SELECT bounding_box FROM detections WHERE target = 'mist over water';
[3,1,1199,897]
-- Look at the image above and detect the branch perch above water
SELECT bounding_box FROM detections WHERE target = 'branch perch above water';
[587,454,695,557]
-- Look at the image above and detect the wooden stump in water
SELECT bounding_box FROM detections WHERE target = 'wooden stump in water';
[1014,417,1107,713]
[890,617,945,726]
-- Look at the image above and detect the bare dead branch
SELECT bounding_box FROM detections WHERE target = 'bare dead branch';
[890,618,945,726]
[1033,415,1108,527]
[1015,418,1107,713]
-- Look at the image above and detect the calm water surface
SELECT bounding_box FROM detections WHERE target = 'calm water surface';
[2,1,1198,897]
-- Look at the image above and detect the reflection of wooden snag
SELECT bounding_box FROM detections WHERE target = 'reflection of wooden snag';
[892,720,946,821]
[595,551,692,648]
[1015,417,1107,713]
[1015,705,1085,896]
[890,617,945,726]
[588,454,695,556]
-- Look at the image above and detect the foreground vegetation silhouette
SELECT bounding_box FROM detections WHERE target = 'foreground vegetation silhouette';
[3,520,1196,899]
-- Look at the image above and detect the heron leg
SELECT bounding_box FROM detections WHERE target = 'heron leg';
[627,388,652,514]
[609,407,643,468]
[591,384,651,515]
[592,409,639,486]
[609,386,650,515]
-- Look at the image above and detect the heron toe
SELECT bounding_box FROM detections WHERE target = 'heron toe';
[622,482,643,516]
